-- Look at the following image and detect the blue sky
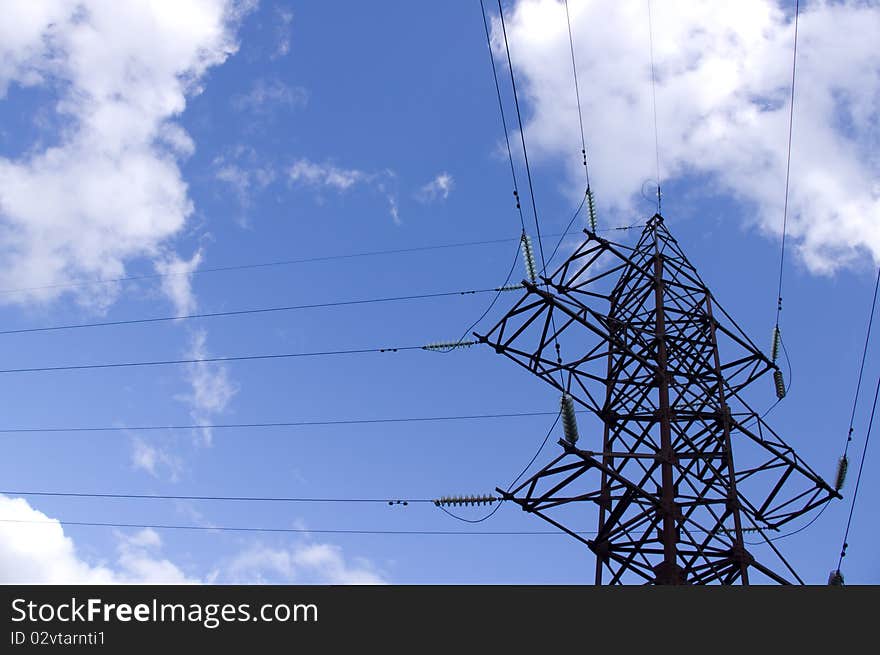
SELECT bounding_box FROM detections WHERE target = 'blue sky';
[0,0,877,584]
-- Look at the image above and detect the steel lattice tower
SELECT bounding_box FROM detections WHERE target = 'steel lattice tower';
[477,214,839,584]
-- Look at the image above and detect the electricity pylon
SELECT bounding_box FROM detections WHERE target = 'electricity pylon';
[477,214,839,584]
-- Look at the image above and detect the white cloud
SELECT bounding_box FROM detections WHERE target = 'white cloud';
[388,195,401,225]
[272,6,294,59]
[0,496,386,584]
[288,158,368,192]
[232,77,307,113]
[418,172,454,202]
[288,158,401,224]
[226,543,387,584]
[495,0,880,273]
[178,328,238,445]
[154,248,204,317]
[130,437,183,480]
[0,0,244,307]
[214,147,277,209]
[0,496,196,583]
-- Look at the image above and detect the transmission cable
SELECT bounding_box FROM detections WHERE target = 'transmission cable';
[0,229,614,299]
[0,285,516,337]
[479,0,527,234]
[0,490,435,504]
[0,409,573,434]
[0,517,598,537]
[773,0,800,333]
[748,268,879,553]
[0,344,427,375]
[496,0,548,272]
[438,411,562,524]
[647,0,662,214]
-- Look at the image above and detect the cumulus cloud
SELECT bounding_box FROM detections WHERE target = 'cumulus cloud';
[494,0,880,273]
[0,495,387,584]
[418,172,454,202]
[226,543,387,584]
[0,496,196,583]
[0,0,243,307]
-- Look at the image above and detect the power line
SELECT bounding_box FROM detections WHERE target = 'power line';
[0,286,513,337]
[833,269,880,573]
[766,269,880,555]
[0,490,434,504]
[647,0,662,214]
[436,240,522,353]
[0,237,517,297]
[479,0,527,232]
[841,269,880,462]
[496,0,548,272]
[0,409,569,434]
[774,0,800,329]
[836,363,880,571]
[563,0,591,191]
[0,517,597,537]
[440,411,562,525]
[0,344,424,376]
[0,227,630,300]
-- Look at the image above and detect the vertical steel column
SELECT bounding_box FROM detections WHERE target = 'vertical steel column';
[652,219,681,584]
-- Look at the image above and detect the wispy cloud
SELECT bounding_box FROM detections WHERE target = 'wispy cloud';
[153,248,204,317]
[418,172,454,202]
[288,159,368,191]
[272,6,295,59]
[232,77,308,114]
[178,328,238,446]
[130,437,182,480]
[288,158,401,224]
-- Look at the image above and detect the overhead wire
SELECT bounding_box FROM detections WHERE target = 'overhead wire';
[0,285,517,337]
[432,241,522,353]
[0,344,425,375]
[830,266,880,576]
[0,228,629,300]
[646,0,662,214]
[438,410,562,524]
[480,0,527,234]
[495,0,567,388]
[0,490,434,504]
[0,409,574,434]
[773,0,800,332]
[0,517,598,537]
[749,268,879,553]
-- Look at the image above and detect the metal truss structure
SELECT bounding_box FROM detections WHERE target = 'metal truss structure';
[477,214,839,585]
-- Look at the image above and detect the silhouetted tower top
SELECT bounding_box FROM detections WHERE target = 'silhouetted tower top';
[477,214,839,585]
